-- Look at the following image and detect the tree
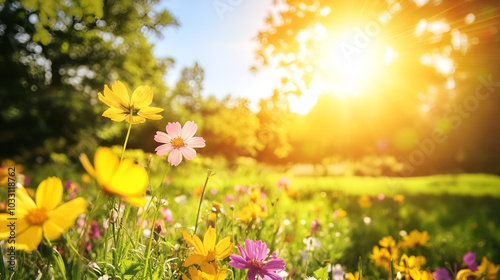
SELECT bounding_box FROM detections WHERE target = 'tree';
[0,0,177,160]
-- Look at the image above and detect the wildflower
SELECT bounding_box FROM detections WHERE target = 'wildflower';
[333,208,346,220]
[276,177,291,191]
[182,227,233,275]
[409,269,434,280]
[379,236,396,248]
[236,202,268,222]
[370,246,392,271]
[89,221,101,239]
[304,237,322,252]
[310,218,321,235]
[182,264,228,280]
[476,256,500,280]
[79,147,148,207]
[456,269,475,280]
[331,264,344,280]
[346,272,362,280]
[0,159,24,186]
[395,254,427,280]
[229,239,286,280]
[433,268,452,280]
[358,195,372,208]
[98,80,163,124]
[394,194,405,204]
[154,121,205,166]
[0,177,86,251]
[401,230,431,249]
[463,252,478,271]
[161,207,173,222]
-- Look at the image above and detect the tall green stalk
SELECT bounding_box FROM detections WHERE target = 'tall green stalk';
[194,170,212,234]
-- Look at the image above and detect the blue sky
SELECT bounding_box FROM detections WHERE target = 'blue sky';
[152,0,282,105]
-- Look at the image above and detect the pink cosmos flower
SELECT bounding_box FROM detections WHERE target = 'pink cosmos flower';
[229,239,286,280]
[160,207,173,222]
[154,121,206,166]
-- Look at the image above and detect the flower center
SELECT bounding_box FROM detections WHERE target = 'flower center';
[249,259,266,270]
[25,208,49,226]
[171,137,185,148]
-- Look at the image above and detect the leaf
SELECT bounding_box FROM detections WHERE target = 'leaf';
[313,266,330,280]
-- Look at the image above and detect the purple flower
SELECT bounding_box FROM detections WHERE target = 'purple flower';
[463,252,478,271]
[433,268,452,280]
[229,239,286,280]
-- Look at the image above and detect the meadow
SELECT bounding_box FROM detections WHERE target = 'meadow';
[2,149,500,279]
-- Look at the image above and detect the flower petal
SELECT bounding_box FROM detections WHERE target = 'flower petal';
[131,85,153,108]
[181,121,198,140]
[216,236,233,259]
[0,214,29,239]
[98,84,128,109]
[15,186,36,215]
[229,254,250,269]
[111,80,131,107]
[237,244,248,259]
[95,147,119,188]
[203,227,216,251]
[180,146,197,161]
[185,137,206,148]
[36,177,63,211]
[154,131,172,144]
[246,269,257,280]
[263,258,286,272]
[79,153,96,178]
[107,159,148,197]
[167,149,183,166]
[125,114,146,124]
[166,122,182,138]
[138,106,164,118]
[102,107,128,122]
[46,197,87,240]
[124,195,146,207]
[155,143,174,156]
[184,254,205,267]
[16,225,43,251]
[245,239,256,259]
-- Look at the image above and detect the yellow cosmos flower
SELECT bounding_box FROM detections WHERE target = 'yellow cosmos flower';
[395,254,426,280]
[370,246,392,271]
[98,80,163,124]
[456,269,476,280]
[0,177,86,251]
[409,269,434,280]
[236,202,268,222]
[476,256,500,280]
[182,227,233,275]
[0,160,24,186]
[401,230,431,249]
[346,272,363,280]
[79,147,148,207]
[182,264,228,280]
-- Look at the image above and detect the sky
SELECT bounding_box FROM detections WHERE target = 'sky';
[152,0,283,109]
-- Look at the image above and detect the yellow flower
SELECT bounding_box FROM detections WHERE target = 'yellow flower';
[0,160,24,186]
[182,264,227,280]
[394,194,405,204]
[409,269,434,280]
[358,195,372,208]
[370,246,392,271]
[182,227,233,275]
[395,254,426,280]
[379,236,396,248]
[98,80,163,124]
[333,208,346,220]
[236,202,268,222]
[456,269,476,280]
[476,256,500,280]
[0,177,86,251]
[401,230,431,249]
[346,272,363,280]
[79,147,148,207]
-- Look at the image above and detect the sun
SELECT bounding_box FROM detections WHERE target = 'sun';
[289,21,397,114]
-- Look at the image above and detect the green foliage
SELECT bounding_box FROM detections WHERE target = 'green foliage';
[0,0,177,160]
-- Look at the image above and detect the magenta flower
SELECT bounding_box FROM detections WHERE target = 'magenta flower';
[463,252,478,271]
[160,207,173,222]
[433,267,452,280]
[154,121,205,166]
[229,239,286,280]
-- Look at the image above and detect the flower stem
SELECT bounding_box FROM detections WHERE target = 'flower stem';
[120,120,133,162]
[142,200,159,279]
[194,169,212,234]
